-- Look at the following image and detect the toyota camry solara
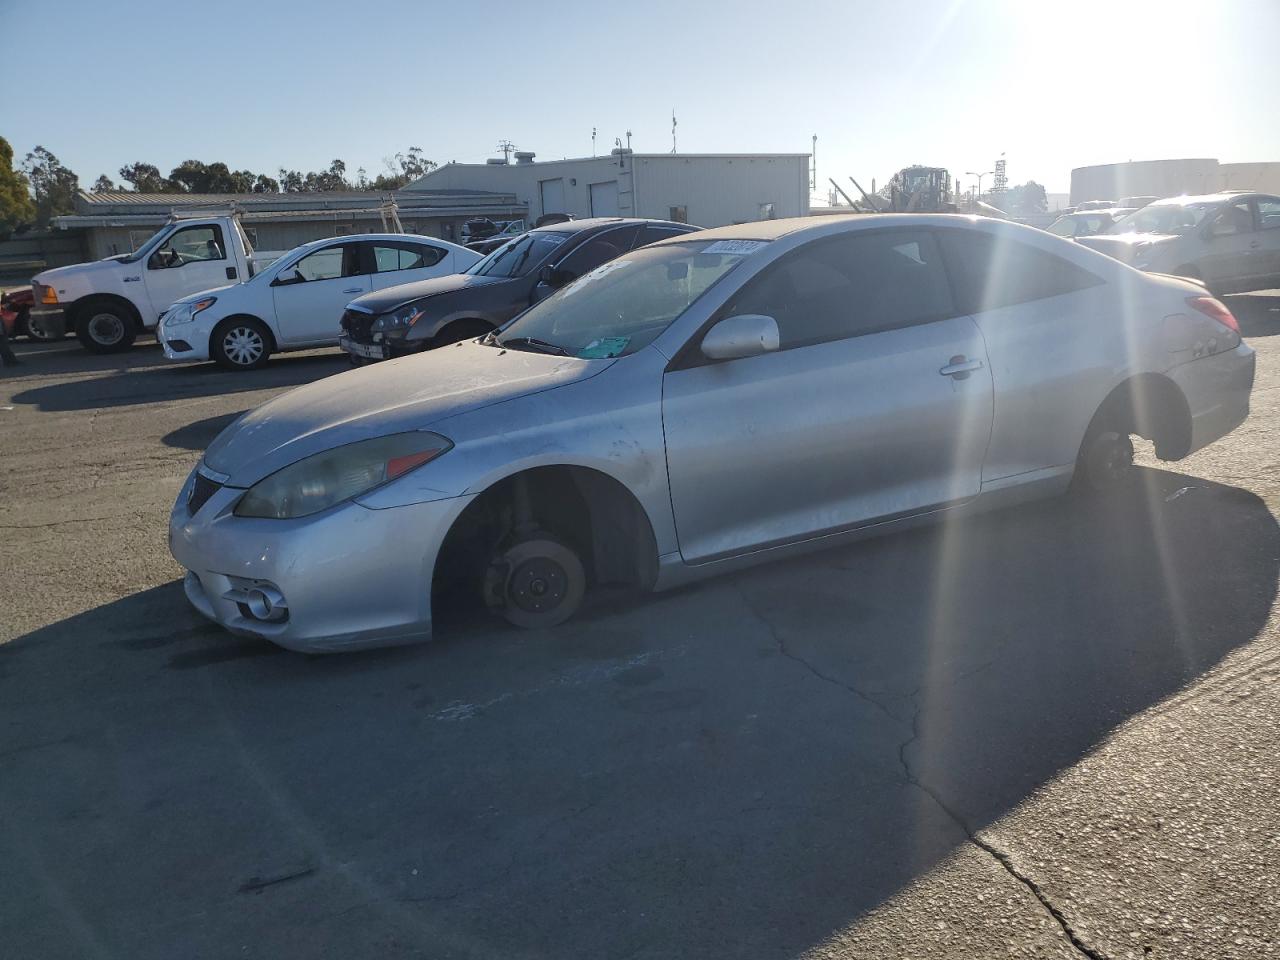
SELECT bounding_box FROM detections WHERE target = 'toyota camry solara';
[170,215,1255,652]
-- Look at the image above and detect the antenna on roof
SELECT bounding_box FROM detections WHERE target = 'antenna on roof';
[626,129,632,150]
[495,140,516,164]
[671,109,677,154]
[592,127,597,157]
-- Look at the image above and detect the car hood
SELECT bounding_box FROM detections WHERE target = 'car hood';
[34,257,125,285]
[172,282,241,304]
[204,340,610,486]
[1077,232,1178,263]
[347,273,509,315]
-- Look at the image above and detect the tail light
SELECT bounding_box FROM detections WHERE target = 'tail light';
[1186,295,1239,335]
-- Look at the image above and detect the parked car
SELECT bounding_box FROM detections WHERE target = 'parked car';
[157,234,480,370]
[460,218,500,244]
[0,287,56,341]
[1078,192,1280,292]
[29,215,283,354]
[1045,209,1132,239]
[338,217,698,363]
[1075,200,1119,211]
[1120,196,1160,209]
[171,214,1254,653]
[466,219,527,255]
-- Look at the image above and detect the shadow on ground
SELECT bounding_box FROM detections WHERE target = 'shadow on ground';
[161,410,250,450]
[1,468,1274,959]
[9,349,347,411]
[1225,291,1280,338]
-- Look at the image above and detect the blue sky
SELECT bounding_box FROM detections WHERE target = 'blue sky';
[2,0,1277,195]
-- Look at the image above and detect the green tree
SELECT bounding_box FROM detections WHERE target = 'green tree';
[22,146,80,226]
[371,147,435,190]
[0,137,36,238]
[91,174,116,193]
[252,173,279,194]
[118,162,173,192]
[1004,181,1048,217]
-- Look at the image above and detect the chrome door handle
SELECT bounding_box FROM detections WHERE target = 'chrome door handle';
[939,356,984,378]
[343,287,363,294]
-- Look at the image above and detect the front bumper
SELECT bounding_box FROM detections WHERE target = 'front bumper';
[338,333,423,362]
[30,304,66,338]
[158,319,210,361]
[169,471,474,653]
[1167,340,1256,455]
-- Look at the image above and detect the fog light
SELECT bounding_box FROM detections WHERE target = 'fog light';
[245,585,288,622]
[168,339,192,352]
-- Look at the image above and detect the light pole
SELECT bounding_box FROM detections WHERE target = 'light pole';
[967,170,993,206]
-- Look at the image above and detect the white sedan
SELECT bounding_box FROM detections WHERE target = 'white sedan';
[158,234,481,370]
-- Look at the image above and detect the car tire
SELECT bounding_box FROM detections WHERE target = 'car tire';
[211,317,272,371]
[1073,414,1135,495]
[75,299,137,353]
[484,537,586,630]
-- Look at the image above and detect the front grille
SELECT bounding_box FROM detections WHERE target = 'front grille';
[188,472,222,515]
[341,308,375,341]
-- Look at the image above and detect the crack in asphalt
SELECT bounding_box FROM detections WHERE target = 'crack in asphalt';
[738,590,1109,960]
[0,513,139,530]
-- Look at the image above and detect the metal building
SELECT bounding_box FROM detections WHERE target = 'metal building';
[54,189,528,260]
[1070,158,1280,204]
[404,149,811,227]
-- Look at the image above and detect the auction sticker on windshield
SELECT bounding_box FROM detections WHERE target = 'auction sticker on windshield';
[701,240,769,256]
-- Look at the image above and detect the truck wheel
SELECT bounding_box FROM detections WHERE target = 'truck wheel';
[75,299,137,353]
[211,317,271,371]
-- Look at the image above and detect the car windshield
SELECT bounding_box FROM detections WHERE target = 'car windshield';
[464,231,571,278]
[1047,217,1078,237]
[1108,202,1214,235]
[495,239,758,359]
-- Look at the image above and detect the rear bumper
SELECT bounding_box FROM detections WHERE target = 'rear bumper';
[169,473,475,653]
[1167,341,1256,455]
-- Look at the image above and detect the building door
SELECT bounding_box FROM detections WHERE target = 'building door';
[539,178,566,218]
[589,180,619,217]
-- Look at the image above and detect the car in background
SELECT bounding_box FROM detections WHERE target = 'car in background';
[1121,196,1160,209]
[1074,200,1119,211]
[158,234,480,370]
[171,214,1254,652]
[466,219,527,255]
[339,217,699,363]
[0,287,56,341]
[460,218,501,245]
[1078,192,1280,292]
[1046,209,1133,240]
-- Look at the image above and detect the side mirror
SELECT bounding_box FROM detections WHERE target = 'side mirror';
[271,269,303,287]
[539,265,573,287]
[700,314,780,361]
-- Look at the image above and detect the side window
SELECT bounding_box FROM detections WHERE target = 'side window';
[292,244,359,282]
[635,225,689,248]
[938,229,1103,313]
[1255,197,1280,230]
[722,230,955,350]
[555,226,640,279]
[373,242,446,273]
[150,224,225,268]
[1209,200,1255,236]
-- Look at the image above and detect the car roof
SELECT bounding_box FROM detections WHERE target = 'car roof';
[1148,192,1257,206]
[528,217,693,236]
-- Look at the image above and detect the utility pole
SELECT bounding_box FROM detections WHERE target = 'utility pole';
[810,134,817,191]
[967,169,993,203]
[626,129,632,150]
[592,127,597,157]
[671,109,677,154]
[495,140,516,164]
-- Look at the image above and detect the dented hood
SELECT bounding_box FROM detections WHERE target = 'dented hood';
[204,340,610,486]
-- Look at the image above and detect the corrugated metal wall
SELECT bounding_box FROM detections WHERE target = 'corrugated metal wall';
[634,156,810,226]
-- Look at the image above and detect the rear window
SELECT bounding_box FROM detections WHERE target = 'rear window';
[938,229,1103,312]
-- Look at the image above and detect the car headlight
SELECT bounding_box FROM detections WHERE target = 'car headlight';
[372,304,426,333]
[165,296,217,326]
[233,432,453,519]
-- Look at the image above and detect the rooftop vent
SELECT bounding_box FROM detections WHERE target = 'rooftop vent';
[486,157,509,165]
[514,151,536,164]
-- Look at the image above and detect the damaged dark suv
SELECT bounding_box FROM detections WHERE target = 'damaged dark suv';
[338,217,698,363]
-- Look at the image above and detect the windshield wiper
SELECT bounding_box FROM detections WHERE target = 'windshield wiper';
[499,336,569,356]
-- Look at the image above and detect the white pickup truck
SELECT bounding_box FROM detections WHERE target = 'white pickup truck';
[30,215,280,354]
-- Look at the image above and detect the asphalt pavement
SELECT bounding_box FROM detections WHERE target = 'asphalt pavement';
[2,296,1279,959]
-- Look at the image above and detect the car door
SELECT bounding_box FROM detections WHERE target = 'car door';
[661,228,994,564]
[532,225,640,302]
[937,227,1113,480]
[270,241,370,344]
[1253,196,1280,281]
[1200,198,1259,285]
[143,223,238,324]
[368,240,454,291]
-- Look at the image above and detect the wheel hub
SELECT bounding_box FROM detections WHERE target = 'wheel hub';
[89,313,124,345]
[224,327,264,365]
[509,557,567,614]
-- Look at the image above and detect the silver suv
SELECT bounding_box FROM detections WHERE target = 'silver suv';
[1079,192,1280,292]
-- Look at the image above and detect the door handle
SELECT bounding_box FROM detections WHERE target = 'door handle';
[939,356,984,379]
[342,287,363,294]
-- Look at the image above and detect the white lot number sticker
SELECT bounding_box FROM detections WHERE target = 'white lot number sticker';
[562,259,631,296]
[701,239,769,256]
